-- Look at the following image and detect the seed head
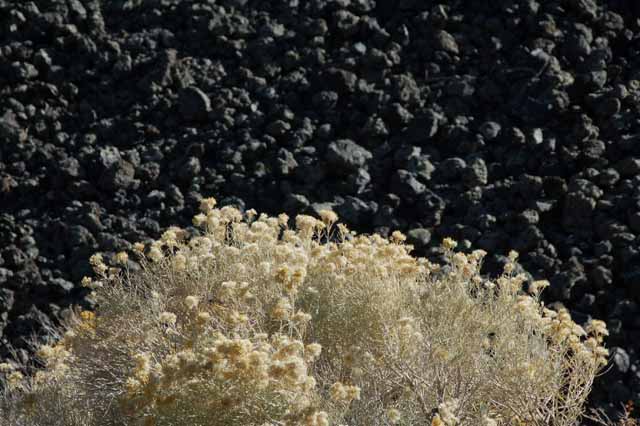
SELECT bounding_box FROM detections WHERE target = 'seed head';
[442,237,457,250]
[159,312,177,326]
[199,197,217,213]
[115,251,129,265]
[319,209,338,224]
[184,295,199,310]
[387,408,401,424]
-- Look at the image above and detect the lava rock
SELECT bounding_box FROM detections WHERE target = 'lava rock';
[434,30,459,55]
[325,139,372,174]
[463,157,488,187]
[0,289,14,318]
[407,228,432,249]
[623,269,640,302]
[591,265,613,289]
[391,170,426,199]
[479,121,501,140]
[335,196,376,227]
[438,157,467,181]
[616,158,640,177]
[284,193,310,213]
[0,111,27,143]
[99,160,135,191]
[179,87,211,122]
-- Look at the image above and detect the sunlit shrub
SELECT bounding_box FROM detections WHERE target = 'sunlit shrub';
[0,198,612,426]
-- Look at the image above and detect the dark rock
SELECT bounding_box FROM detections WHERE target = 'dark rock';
[97,233,131,252]
[629,212,640,233]
[284,193,310,213]
[595,97,621,117]
[325,139,372,174]
[391,170,426,199]
[611,347,630,376]
[68,225,96,250]
[140,162,161,184]
[581,139,605,160]
[422,109,440,138]
[98,146,122,170]
[33,49,53,72]
[576,293,596,312]
[434,30,459,55]
[68,0,88,20]
[512,225,544,252]
[0,111,27,143]
[607,381,632,404]
[563,192,596,231]
[503,127,526,145]
[611,232,635,249]
[0,288,14,317]
[9,61,38,82]
[312,91,339,111]
[623,269,640,302]
[611,299,639,323]
[266,120,291,137]
[166,184,185,207]
[517,209,539,225]
[385,103,415,127]
[463,157,488,187]
[58,157,82,180]
[179,87,211,121]
[99,160,135,191]
[616,158,640,177]
[596,169,620,187]
[529,128,544,146]
[323,68,357,94]
[2,246,27,269]
[275,148,298,175]
[446,76,475,97]
[333,167,371,195]
[390,75,420,106]
[335,196,376,226]
[438,157,467,181]
[178,157,201,182]
[48,278,74,297]
[0,268,13,285]
[333,9,360,37]
[417,189,446,227]
[144,190,165,207]
[479,121,501,140]
[549,269,585,301]
[409,156,435,182]
[7,305,54,346]
[360,116,389,140]
[594,240,612,256]
[407,228,431,249]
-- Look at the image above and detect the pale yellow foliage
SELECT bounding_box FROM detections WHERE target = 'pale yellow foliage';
[0,198,615,426]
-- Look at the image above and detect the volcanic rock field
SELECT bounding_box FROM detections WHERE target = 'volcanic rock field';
[1,0,640,419]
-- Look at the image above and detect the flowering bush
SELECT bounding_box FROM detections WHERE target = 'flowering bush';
[0,198,616,425]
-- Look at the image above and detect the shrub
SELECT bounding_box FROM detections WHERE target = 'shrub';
[0,198,613,425]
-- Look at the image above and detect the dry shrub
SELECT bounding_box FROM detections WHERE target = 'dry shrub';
[0,198,614,425]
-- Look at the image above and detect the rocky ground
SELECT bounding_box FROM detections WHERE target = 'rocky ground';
[1,0,640,420]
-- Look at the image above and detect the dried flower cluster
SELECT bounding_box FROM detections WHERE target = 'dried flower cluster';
[0,198,615,425]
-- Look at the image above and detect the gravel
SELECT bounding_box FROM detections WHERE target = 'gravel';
[1,0,640,419]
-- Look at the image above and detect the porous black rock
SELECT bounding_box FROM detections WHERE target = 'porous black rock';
[325,139,372,174]
[406,228,432,250]
[98,160,136,191]
[179,86,212,122]
[391,170,426,200]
